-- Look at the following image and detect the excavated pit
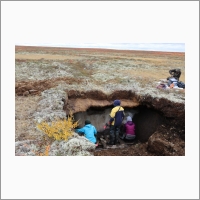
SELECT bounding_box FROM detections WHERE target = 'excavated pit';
[15,85,185,155]
[64,89,185,145]
[74,105,165,142]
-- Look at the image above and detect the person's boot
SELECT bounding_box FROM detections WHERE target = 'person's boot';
[115,128,120,144]
[114,138,120,145]
[107,129,115,145]
[107,141,114,145]
[115,138,120,145]
[107,136,114,145]
[107,135,115,145]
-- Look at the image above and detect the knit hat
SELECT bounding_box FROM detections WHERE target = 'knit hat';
[85,120,91,125]
[126,116,132,122]
[113,100,121,106]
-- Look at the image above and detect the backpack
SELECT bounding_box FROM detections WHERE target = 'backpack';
[157,83,166,89]
[177,81,185,89]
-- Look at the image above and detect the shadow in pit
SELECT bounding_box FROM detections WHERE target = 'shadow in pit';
[74,105,165,146]
[95,121,140,150]
[133,105,165,142]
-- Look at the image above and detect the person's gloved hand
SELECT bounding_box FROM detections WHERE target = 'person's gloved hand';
[104,123,108,129]
[104,122,111,129]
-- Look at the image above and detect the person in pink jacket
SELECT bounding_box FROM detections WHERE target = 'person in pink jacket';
[120,116,136,140]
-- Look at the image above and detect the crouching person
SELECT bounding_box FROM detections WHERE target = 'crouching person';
[120,116,136,141]
[75,120,98,145]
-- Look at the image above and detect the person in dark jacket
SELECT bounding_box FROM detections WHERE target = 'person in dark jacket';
[120,116,136,140]
[168,68,181,81]
[107,100,125,145]
[75,120,97,144]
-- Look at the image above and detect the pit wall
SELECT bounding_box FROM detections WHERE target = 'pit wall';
[74,106,165,142]
[65,90,185,141]
[74,107,138,132]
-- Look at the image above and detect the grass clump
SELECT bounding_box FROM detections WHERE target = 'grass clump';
[37,111,78,141]
[37,145,50,156]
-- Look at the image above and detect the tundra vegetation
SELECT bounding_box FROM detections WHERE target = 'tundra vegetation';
[15,46,185,156]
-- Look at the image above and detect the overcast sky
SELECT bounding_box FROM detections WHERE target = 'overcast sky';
[16,42,185,52]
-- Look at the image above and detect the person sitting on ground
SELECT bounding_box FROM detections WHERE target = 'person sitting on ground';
[75,120,97,144]
[120,116,136,140]
[167,77,179,88]
[107,99,125,145]
[167,68,181,81]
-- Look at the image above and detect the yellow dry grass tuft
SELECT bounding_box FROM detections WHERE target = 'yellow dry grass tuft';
[36,145,50,156]
[37,111,78,141]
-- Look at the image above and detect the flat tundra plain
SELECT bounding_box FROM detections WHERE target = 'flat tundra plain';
[15,46,185,155]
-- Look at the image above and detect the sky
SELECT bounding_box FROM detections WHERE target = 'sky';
[15,42,185,52]
[1,1,199,199]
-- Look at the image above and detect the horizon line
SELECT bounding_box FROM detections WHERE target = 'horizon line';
[15,44,185,53]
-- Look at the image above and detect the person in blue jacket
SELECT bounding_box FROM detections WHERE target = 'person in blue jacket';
[75,120,97,144]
